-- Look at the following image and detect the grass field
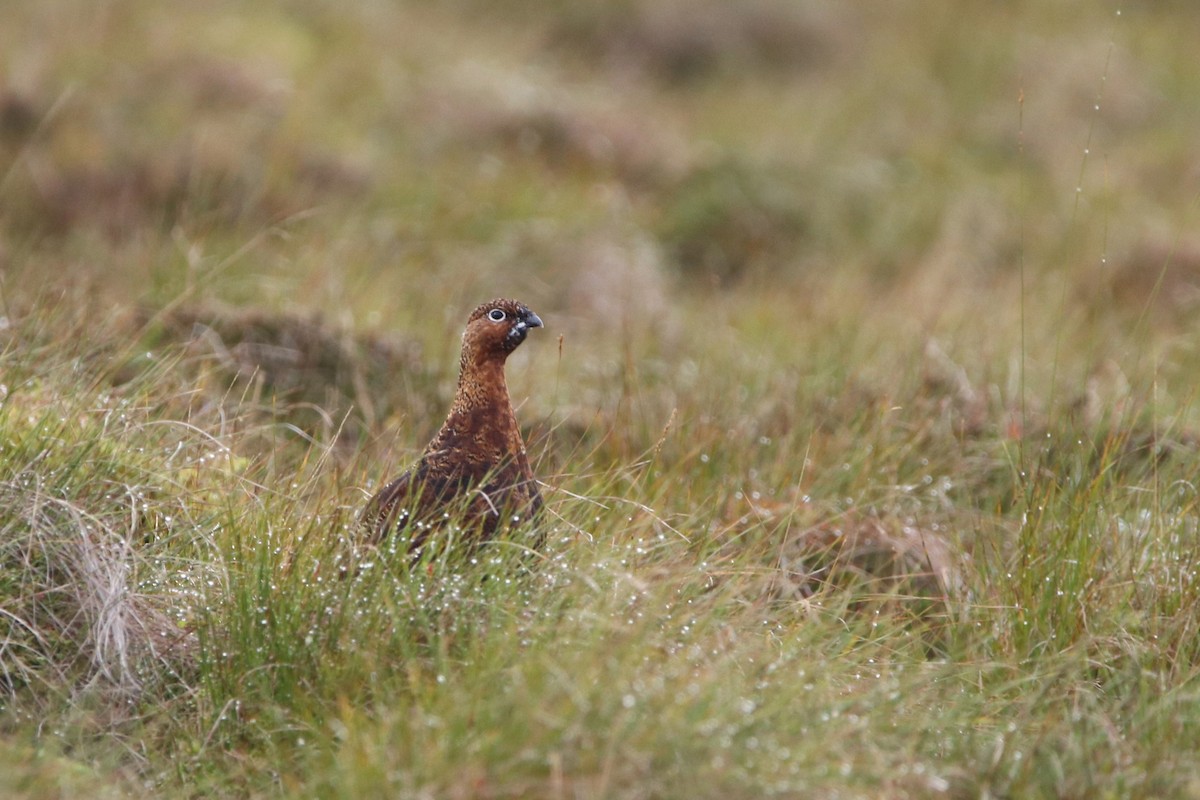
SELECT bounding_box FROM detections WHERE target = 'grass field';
[3,1,1200,797]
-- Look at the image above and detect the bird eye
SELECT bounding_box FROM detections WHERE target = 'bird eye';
[488,308,507,322]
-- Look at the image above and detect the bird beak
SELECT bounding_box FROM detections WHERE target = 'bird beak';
[524,311,544,329]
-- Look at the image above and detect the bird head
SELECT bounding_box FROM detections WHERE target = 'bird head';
[462,298,544,362]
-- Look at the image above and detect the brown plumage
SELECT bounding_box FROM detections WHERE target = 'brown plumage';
[362,298,544,551]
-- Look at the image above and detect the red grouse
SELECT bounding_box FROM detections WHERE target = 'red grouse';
[362,298,544,551]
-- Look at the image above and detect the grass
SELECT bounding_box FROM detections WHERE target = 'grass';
[3,0,1200,797]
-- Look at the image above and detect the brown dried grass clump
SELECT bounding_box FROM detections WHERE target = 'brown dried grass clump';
[0,66,367,241]
[765,513,962,603]
[10,146,368,241]
[548,0,854,84]
[0,481,196,702]
[715,492,963,615]
[147,305,426,442]
[419,64,694,187]
[1097,229,1200,320]
[657,157,812,285]
[0,90,38,142]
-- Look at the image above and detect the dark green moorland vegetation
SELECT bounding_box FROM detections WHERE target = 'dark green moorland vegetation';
[3,1,1200,797]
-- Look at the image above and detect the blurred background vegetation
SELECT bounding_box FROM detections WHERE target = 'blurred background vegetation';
[3,0,1200,797]
[4,0,1197,362]
[2,0,1197,463]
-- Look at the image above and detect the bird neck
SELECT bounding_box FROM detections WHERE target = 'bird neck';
[452,355,511,414]
[426,355,520,460]
[423,351,527,470]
